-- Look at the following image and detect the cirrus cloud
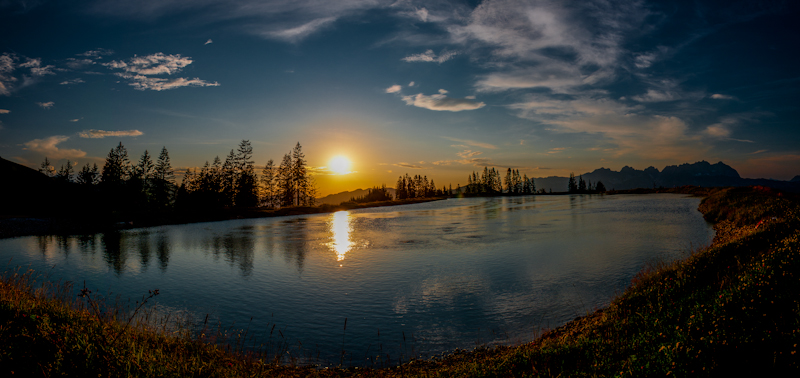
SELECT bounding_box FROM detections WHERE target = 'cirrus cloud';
[402,49,457,63]
[78,129,144,138]
[115,74,220,91]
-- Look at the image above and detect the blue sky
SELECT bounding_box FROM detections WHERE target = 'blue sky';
[1,0,798,195]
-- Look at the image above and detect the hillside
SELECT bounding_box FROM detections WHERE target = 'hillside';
[316,188,397,205]
[0,156,60,216]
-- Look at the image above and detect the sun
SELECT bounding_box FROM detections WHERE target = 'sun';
[328,155,352,175]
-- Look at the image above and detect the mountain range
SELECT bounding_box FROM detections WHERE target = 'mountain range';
[534,161,800,193]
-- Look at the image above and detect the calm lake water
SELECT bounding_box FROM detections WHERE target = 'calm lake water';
[0,194,714,366]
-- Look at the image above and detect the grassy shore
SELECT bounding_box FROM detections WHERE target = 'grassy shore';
[1,186,799,376]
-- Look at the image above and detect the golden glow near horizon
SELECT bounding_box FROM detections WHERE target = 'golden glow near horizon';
[328,155,352,175]
[326,210,353,262]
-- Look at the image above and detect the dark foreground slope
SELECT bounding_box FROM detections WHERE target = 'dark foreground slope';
[1,187,798,376]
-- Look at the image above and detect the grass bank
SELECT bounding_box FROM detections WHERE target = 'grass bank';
[1,186,798,376]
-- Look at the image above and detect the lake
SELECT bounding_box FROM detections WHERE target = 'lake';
[0,194,714,366]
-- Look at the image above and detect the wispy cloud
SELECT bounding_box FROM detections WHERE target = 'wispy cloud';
[79,49,114,58]
[394,162,425,169]
[415,7,429,22]
[87,0,397,42]
[449,0,647,93]
[402,49,457,63]
[456,150,482,159]
[261,17,336,42]
[23,135,86,159]
[0,109,9,114]
[20,57,55,76]
[385,84,402,93]
[65,58,95,70]
[711,93,735,100]
[631,89,680,103]
[204,39,213,45]
[104,53,219,91]
[432,157,490,166]
[36,101,54,109]
[1,53,56,95]
[78,129,143,138]
[0,53,15,96]
[60,78,85,85]
[104,53,192,75]
[401,89,485,112]
[508,95,710,161]
[443,137,497,150]
[116,74,220,91]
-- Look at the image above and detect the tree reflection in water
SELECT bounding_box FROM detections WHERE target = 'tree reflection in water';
[279,218,309,271]
[206,228,256,276]
[101,232,127,274]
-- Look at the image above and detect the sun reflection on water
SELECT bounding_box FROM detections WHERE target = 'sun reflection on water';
[326,210,353,261]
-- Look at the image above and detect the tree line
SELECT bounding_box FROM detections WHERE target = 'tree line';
[177,141,315,210]
[567,173,606,194]
[38,140,315,214]
[464,167,536,195]
[395,173,450,199]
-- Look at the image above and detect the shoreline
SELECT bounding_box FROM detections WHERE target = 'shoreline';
[0,186,722,239]
[0,197,445,240]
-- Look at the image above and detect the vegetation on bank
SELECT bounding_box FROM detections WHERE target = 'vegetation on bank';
[1,186,798,376]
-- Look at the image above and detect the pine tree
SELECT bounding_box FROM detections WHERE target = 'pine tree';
[221,149,238,207]
[396,176,407,200]
[76,163,99,185]
[153,147,175,209]
[56,160,74,183]
[578,175,586,193]
[407,174,416,199]
[101,142,130,187]
[235,140,259,208]
[277,153,294,207]
[291,142,311,206]
[39,157,55,177]
[568,172,576,193]
[260,159,277,208]
[596,181,606,193]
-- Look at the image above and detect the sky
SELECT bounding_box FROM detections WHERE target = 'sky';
[1,0,798,196]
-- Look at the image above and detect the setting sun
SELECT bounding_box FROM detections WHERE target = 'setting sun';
[328,155,352,175]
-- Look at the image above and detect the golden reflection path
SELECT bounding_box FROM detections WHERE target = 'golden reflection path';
[326,210,353,261]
